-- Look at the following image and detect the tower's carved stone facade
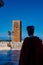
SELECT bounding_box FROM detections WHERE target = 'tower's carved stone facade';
[12,20,21,42]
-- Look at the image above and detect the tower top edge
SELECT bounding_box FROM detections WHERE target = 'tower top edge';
[12,20,21,22]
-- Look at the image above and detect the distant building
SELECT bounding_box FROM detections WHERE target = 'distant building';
[12,20,22,42]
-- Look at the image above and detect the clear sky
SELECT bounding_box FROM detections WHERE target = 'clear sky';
[0,0,43,40]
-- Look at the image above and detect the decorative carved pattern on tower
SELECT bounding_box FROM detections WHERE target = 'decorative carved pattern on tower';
[12,20,21,42]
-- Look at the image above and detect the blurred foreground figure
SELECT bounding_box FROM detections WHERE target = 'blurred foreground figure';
[19,26,43,65]
[0,0,4,7]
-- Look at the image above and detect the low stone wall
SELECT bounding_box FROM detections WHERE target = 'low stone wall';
[0,42,22,50]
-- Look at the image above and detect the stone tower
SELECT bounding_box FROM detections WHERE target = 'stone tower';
[12,20,21,42]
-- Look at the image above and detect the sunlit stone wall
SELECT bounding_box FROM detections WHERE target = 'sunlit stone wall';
[12,20,21,42]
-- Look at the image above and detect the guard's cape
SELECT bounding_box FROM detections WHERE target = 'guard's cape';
[19,36,43,65]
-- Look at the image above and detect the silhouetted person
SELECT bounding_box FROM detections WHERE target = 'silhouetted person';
[19,26,43,65]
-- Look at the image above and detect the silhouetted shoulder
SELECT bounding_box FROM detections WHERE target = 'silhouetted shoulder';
[22,37,29,46]
[34,36,42,45]
[34,36,42,41]
[23,37,29,42]
[24,37,29,40]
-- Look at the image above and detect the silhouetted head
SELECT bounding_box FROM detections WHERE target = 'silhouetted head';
[27,26,34,36]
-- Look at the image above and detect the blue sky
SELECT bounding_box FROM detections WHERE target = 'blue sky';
[0,0,43,40]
